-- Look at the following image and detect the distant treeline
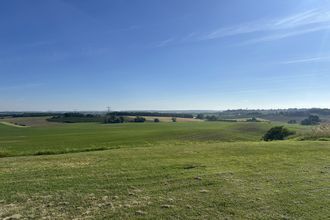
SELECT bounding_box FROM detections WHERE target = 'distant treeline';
[203,115,261,122]
[47,113,104,123]
[104,115,147,124]
[217,108,330,117]
[107,111,194,118]
[46,111,188,123]
[195,108,330,124]
[48,114,151,124]
[3,108,330,123]
[0,112,61,117]
[277,109,330,116]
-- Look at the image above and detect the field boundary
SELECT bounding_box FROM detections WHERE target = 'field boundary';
[0,121,30,128]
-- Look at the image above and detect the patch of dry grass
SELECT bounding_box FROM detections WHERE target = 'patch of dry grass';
[300,123,330,140]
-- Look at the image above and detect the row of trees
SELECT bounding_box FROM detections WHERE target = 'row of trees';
[47,112,180,124]
[48,113,103,123]
[202,113,322,125]
[107,111,193,118]
[104,116,178,124]
[301,115,321,125]
[104,116,147,124]
[288,115,321,125]
[202,115,260,122]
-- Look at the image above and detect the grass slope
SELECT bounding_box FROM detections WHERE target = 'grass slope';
[0,121,275,157]
[1,118,327,219]
[0,141,329,219]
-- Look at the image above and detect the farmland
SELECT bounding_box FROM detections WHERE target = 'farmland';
[0,117,329,219]
[0,119,274,157]
[3,0,330,219]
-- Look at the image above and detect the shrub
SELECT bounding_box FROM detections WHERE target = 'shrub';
[206,115,218,121]
[104,115,126,124]
[172,117,177,122]
[154,118,160,123]
[301,115,321,125]
[196,114,204,119]
[288,120,297,124]
[63,112,85,118]
[134,116,146,123]
[246,117,259,122]
[263,126,294,141]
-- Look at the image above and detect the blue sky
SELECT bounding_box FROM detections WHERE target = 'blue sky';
[1,0,330,111]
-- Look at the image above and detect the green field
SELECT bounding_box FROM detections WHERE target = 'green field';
[0,118,329,219]
[0,121,277,157]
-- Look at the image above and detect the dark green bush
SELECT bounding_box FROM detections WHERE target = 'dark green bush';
[206,115,218,121]
[134,116,146,123]
[301,115,321,125]
[263,126,294,141]
[196,114,204,119]
[104,116,126,124]
[246,117,259,122]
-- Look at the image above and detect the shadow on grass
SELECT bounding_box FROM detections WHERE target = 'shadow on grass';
[33,146,120,156]
[0,146,121,158]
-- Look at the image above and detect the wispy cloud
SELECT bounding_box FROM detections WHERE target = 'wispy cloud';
[152,37,175,48]
[152,8,330,48]
[202,9,330,41]
[188,8,330,45]
[202,22,267,40]
[272,9,322,28]
[281,56,330,64]
[241,25,330,44]
[181,32,198,42]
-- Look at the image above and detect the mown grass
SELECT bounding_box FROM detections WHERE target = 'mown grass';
[0,141,329,219]
[0,119,328,219]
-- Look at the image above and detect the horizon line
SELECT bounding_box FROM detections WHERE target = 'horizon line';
[1,107,330,113]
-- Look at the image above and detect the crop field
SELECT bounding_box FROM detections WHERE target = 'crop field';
[0,117,329,219]
[0,117,62,127]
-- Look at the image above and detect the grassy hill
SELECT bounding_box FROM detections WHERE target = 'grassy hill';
[0,117,329,219]
[1,141,329,219]
[0,120,276,157]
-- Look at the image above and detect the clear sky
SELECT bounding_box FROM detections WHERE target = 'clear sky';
[1,0,330,111]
